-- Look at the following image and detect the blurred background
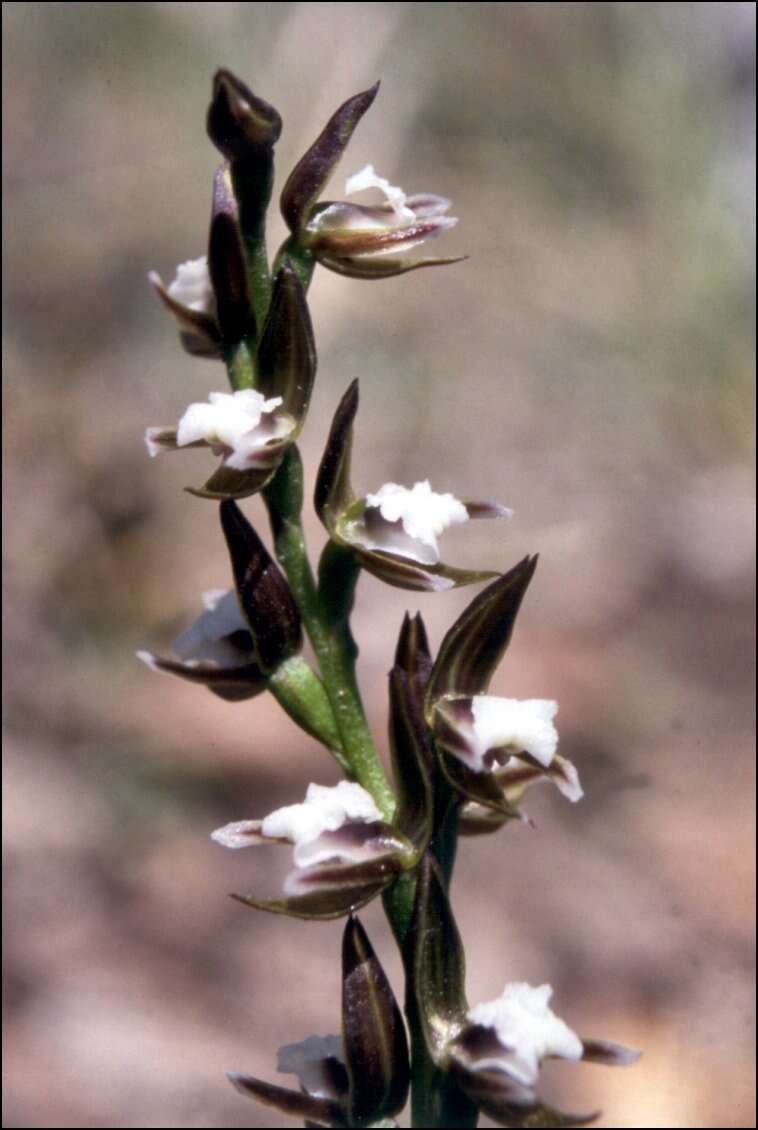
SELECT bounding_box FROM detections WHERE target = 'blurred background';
[3,3,755,1127]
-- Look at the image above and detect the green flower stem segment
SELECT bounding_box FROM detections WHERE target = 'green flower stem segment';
[231,161,275,333]
[224,340,256,391]
[264,447,395,820]
[267,656,348,772]
[273,235,316,294]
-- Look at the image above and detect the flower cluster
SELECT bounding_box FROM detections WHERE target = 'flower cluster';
[141,68,640,1129]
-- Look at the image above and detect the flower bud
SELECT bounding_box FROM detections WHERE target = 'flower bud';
[208,164,253,344]
[315,381,510,591]
[342,916,409,1125]
[207,69,282,161]
[219,500,301,673]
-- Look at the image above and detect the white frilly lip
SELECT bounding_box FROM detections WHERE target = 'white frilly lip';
[355,480,470,565]
[145,389,294,469]
[211,781,385,869]
[466,982,583,1087]
[345,164,417,222]
[470,696,559,771]
[177,389,288,470]
[166,256,216,314]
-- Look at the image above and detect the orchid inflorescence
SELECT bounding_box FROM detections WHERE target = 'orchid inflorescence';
[141,69,640,1128]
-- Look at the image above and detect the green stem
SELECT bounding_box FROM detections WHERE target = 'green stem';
[273,235,315,293]
[268,656,349,772]
[263,448,394,819]
[224,340,256,390]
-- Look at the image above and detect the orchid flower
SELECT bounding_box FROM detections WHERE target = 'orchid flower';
[315,381,511,590]
[281,85,463,278]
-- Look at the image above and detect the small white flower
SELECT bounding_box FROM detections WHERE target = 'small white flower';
[261,781,383,865]
[357,481,470,565]
[470,696,559,771]
[277,1034,345,1097]
[467,982,583,1087]
[166,256,216,315]
[145,389,293,470]
[177,389,286,465]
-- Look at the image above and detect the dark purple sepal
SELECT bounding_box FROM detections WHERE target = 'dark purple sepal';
[207,70,282,161]
[185,460,282,501]
[426,555,539,706]
[407,853,468,1062]
[257,262,316,422]
[230,879,387,921]
[458,802,511,836]
[281,83,380,234]
[137,651,267,703]
[314,380,359,532]
[208,165,254,343]
[388,667,434,849]
[394,612,433,694]
[227,1071,345,1127]
[439,751,523,821]
[219,500,302,672]
[351,545,499,593]
[342,916,410,1125]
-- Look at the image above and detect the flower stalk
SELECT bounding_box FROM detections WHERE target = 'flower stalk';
[142,68,640,1129]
